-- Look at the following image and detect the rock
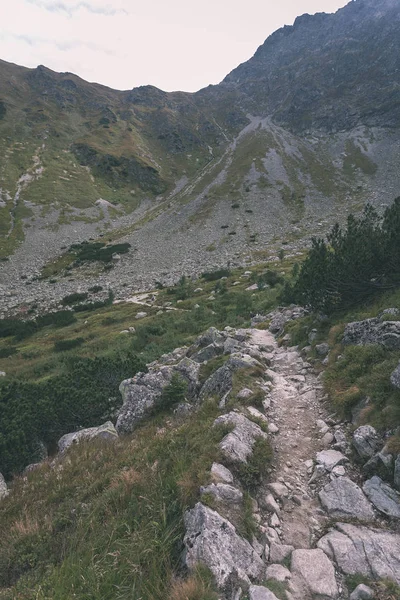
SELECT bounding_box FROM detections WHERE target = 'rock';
[395,455,400,491]
[309,464,327,484]
[267,482,288,498]
[331,465,346,477]
[349,584,375,600]
[183,503,265,587]
[57,421,118,454]
[191,343,223,363]
[211,463,234,484]
[0,473,8,499]
[268,423,279,434]
[322,432,335,447]
[0,371,6,376]
[128,326,136,333]
[318,523,400,585]
[343,318,400,349]
[265,564,291,582]
[363,476,400,518]
[224,337,242,354]
[261,493,280,514]
[195,327,225,348]
[390,362,400,389]
[291,549,338,598]
[363,451,393,481]
[248,585,279,600]
[200,354,260,400]
[269,542,294,564]
[251,315,268,326]
[353,426,382,460]
[246,284,259,291]
[237,387,254,400]
[270,513,280,527]
[319,477,375,521]
[213,412,268,464]
[316,343,330,356]
[316,449,348,472]
[135,311,147,319]
[316,419,330,434]
[201,483,243,504]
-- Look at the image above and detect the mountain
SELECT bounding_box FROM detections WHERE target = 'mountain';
[0,0,400,313]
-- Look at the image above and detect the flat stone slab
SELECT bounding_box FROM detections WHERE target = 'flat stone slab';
[184,502,265,587]
[318,523,400,585]
[363,476,400,519]
[319,477,375,521]
[249,586,279,600]
[291,548,338,598]
[316,449,348,472]
[200,483,243,504]
[266,564,291,582]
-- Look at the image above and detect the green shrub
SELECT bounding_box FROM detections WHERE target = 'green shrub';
[201,269,231,282]
[0,346,17,359]
[235,437,273,491]
[61,292,88,306]
[158,374,188,411]
[54,338,85,352]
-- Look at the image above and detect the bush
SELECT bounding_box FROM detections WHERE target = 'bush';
[0,346,17,359]
[69,241,131,264]
[158,374,188,411]
[61,292,88,306]
[201,269,231,282]
[54,338,85,352]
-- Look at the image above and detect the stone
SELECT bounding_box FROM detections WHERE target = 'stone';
[270,513,280,527]
[316,449,348,471]
[322,432,335,447]
[200,354,260,400]
[248,585,279,600]
[343,318,400,349]
[200,483,243,504]
[267,482,289,498]
[191,343,223,363]
[195,327,225,348]
[262,493,281,514]
[331,465,346,477]
[316,343,330,356]
[237,387,254,400]
[318,523,400,585]
[246,283,259,291]
[390,362,400,389]
[211,463,234,484]
[395,455,400,491]
[319,477,375,521]
[247,407,268,424]
[291,549,338,598]
[316,419,329,434]
[349,584,375,600]
[224,337,242,354]
[269,542,294,564]
[183,503,265,587]
[353,426,382,460]
[213,412,268,464]
[363,451,393,481]
[57,421,118,454]
[135,311,147,319]
[268,423,279,434]
[265,564,291,582]
[363,476,400,518]
[0,473,8,499]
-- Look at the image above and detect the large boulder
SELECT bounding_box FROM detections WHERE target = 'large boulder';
[183,503,265,588]
[213,412,269,464]
[0,473,8,500]
[58,421,118,454]
[199,354,262,401]
[362,476,400,518]
[390,362,400,389]
[316,449,348,472]
[318,523,400,585]
[353,426,382,461]
[362,451,393,482]
[291,548,338,598]
[343,319,400,349]
[194,327,226,348]
[319,477,375,521]
[116,357,200,434]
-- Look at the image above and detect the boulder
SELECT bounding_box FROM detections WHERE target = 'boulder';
[353,426,382,460]
[0,473,8,500]
[237,388,254,400]
[363,476,400,518]
[316,449,348,472]
[135,311,147,319]
[183,503,265,587]
[349,584,375,600]
[390,362,400,389]
[269,542,294,564]
[362,451,393,481]
[248,586,279,600]
[291,548,338,598]
[191,343,223,363]
[195,327,225,348]
[395,455,400,491]
[211,463,234,484]
[316,343,330,356]
[58,421,118,454]
[319,477,375,521]
[343,318,400,349]
[213,412,269,464]
[318,523,400,585]
[200,483,243,504]
[200,353,260,401]
[265,564,291,582]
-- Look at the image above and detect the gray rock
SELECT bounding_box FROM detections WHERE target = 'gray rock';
[390,362,400,389]
[269,542,294,564]
[318,523,400,585]
[343,318,400,349]
[261,493,280,514]
[316,449,348,472]
[363,476,400,518]
[135,311,147,319]
[211,463,234,484]
[195,327,225,348]
[200,483,243,504]
[291,548,338,598]
[0,473,8,499]
[363,451,393,481]
[265,564,291,582]
[267,482,288,498]
[237,387,254,400]
[251,315,268,326]
[183,503,265,587]
[395,455,400,491]
[316,343,330,356]
[353,426,382,460]
[191,343,223,363]
[200,354,259,400]
[57,421,118,454]
[214,412,268,464]
[248,585,279,600]
[319,477,375,521]
[349,584,375,600]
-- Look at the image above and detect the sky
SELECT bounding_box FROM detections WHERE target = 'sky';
[0,0,349,93]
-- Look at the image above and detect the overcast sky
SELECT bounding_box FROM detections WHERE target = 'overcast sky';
[0,0,348,92]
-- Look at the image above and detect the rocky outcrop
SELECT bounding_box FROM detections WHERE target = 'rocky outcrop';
[199,354,262,401]
[352,426,382,461]
[363,476,400,518]
[268,306,308,334]
[58,421,118,454]
[183,503,265,588]
[319,477,375,521]
[343,319,400,349]
[290,549,339,599]
[318,523,400,585]
[213,412,269,464]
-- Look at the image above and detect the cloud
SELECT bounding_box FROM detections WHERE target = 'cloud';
[26,0,128,16]
[2,32,114,56]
